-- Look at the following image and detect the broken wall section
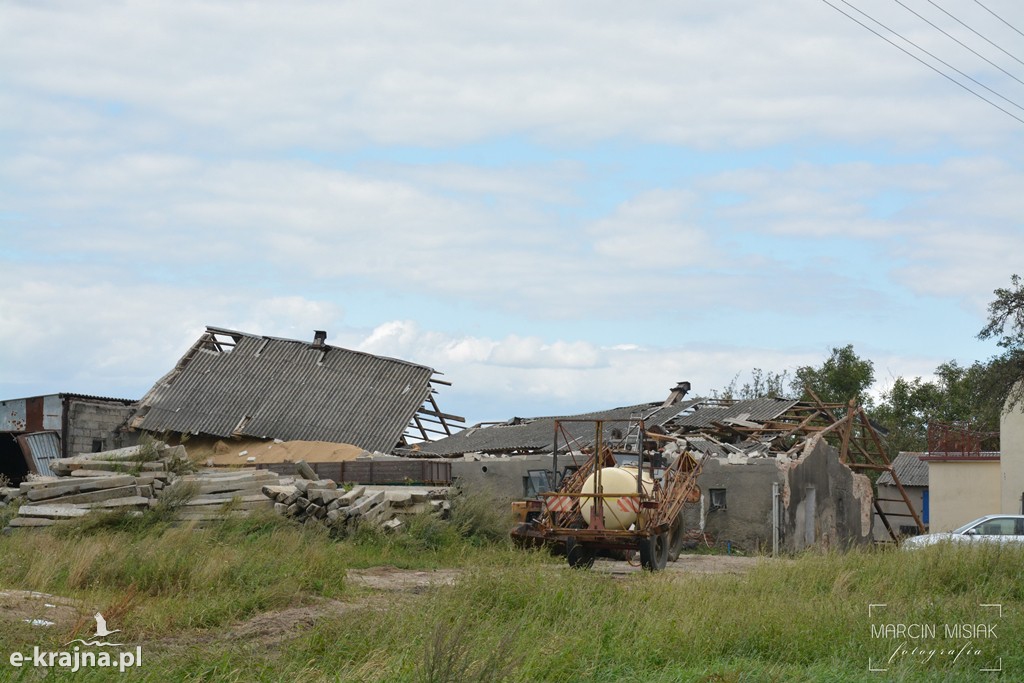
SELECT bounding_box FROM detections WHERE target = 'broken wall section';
[685,437,873,553]
[781,437,873,553]
[65,398,137,456]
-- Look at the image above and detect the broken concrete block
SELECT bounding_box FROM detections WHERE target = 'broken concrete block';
[317,489,341,504]
[348,490,385,517]
[384,491,413,508]
[295,460,318,480]
[337,486,365,506]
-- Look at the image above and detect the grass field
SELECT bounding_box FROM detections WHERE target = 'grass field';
[0,504,1021,682]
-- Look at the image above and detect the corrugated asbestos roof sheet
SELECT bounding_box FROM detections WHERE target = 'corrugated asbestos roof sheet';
[133,327,436,453]
[877,452,929,487]
[664,397,799,430]
[414,400,701,457]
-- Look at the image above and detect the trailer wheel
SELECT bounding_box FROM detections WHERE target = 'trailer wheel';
[639,532,669,571]
[566,538,595,569]
[667,510,686,562]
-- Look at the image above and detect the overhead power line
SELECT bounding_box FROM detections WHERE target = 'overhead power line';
[892,0,1024,88]
[841,0,1024,112]
[974,0,1024,39]
[819,0,1024,125]
[926,0,1024,68]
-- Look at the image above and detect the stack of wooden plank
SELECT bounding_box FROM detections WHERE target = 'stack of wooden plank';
[5,473,163,528]
[2,442,286,531]
[262,462,449,532]
[171,469,280,523]
[49,442,189,476]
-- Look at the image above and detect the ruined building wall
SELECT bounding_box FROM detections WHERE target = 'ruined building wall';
[65,398,136,457]
[449,454,556,503]
[683,438,873,553]
[781,437,873,553]
[689,457,782,553]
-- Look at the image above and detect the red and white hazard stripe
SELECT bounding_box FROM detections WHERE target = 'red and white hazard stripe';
[544,496,575,513]
[615,496,640,513]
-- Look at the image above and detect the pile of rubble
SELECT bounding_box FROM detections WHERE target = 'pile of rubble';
[1,442,281,531]
[1,444,451,534]
[262,460,449,532]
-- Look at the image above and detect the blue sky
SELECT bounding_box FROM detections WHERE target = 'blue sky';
[1,0,1022,424]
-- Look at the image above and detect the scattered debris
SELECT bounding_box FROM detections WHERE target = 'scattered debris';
[263,462,450,532]
[2,442,282,531]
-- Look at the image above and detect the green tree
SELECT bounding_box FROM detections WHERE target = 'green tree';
[977,274,1024,411]
[710,368,790,400]
[872,360,1002,455]
[979,274,1024,350]
[791,344,875,407]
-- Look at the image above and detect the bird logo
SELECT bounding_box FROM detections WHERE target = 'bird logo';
[66,612,123,647]
[92,613,120,639]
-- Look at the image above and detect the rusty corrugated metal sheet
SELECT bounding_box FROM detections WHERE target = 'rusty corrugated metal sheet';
[133,327,436,453]
[16,431,61,476]
[0,399,28,432]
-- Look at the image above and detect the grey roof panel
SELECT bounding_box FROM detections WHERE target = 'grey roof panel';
[414,400,700,457]
[134,327,435,453]
[665,397,799,430]
[878,452,929,487]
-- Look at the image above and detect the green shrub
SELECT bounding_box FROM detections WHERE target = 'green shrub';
[447,488,513,545]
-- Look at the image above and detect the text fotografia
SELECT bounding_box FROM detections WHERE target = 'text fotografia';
[868,614,1002,672]
[9,646,142,673]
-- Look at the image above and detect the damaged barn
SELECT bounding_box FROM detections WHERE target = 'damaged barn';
[126,326,464,454]
[417,384,919,555]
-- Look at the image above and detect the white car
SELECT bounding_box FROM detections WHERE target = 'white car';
[902,514,1024,549]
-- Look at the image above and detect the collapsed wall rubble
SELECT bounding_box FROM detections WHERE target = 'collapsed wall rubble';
[0,441,280,530]
[263,460,450,532]
[0,444,450,533]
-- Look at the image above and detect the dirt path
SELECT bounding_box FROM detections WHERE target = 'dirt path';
[346,567,461,592]
[0,589,88,631]
[584,554,765,576]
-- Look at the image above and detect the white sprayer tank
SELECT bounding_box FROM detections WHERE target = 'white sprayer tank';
[579,466,654,530]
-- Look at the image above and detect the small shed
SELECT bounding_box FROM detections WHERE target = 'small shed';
[0,393,135,482]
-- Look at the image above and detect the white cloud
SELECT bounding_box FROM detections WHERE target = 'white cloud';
[0,263,344,399]
[587,190,715,268]
[351,319,967,421]
[3,1,1020,152]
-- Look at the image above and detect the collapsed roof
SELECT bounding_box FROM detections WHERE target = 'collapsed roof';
[128,326,463,453]
[410,395,800,458]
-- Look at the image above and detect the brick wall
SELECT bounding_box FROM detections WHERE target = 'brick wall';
[65,399,136,457]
